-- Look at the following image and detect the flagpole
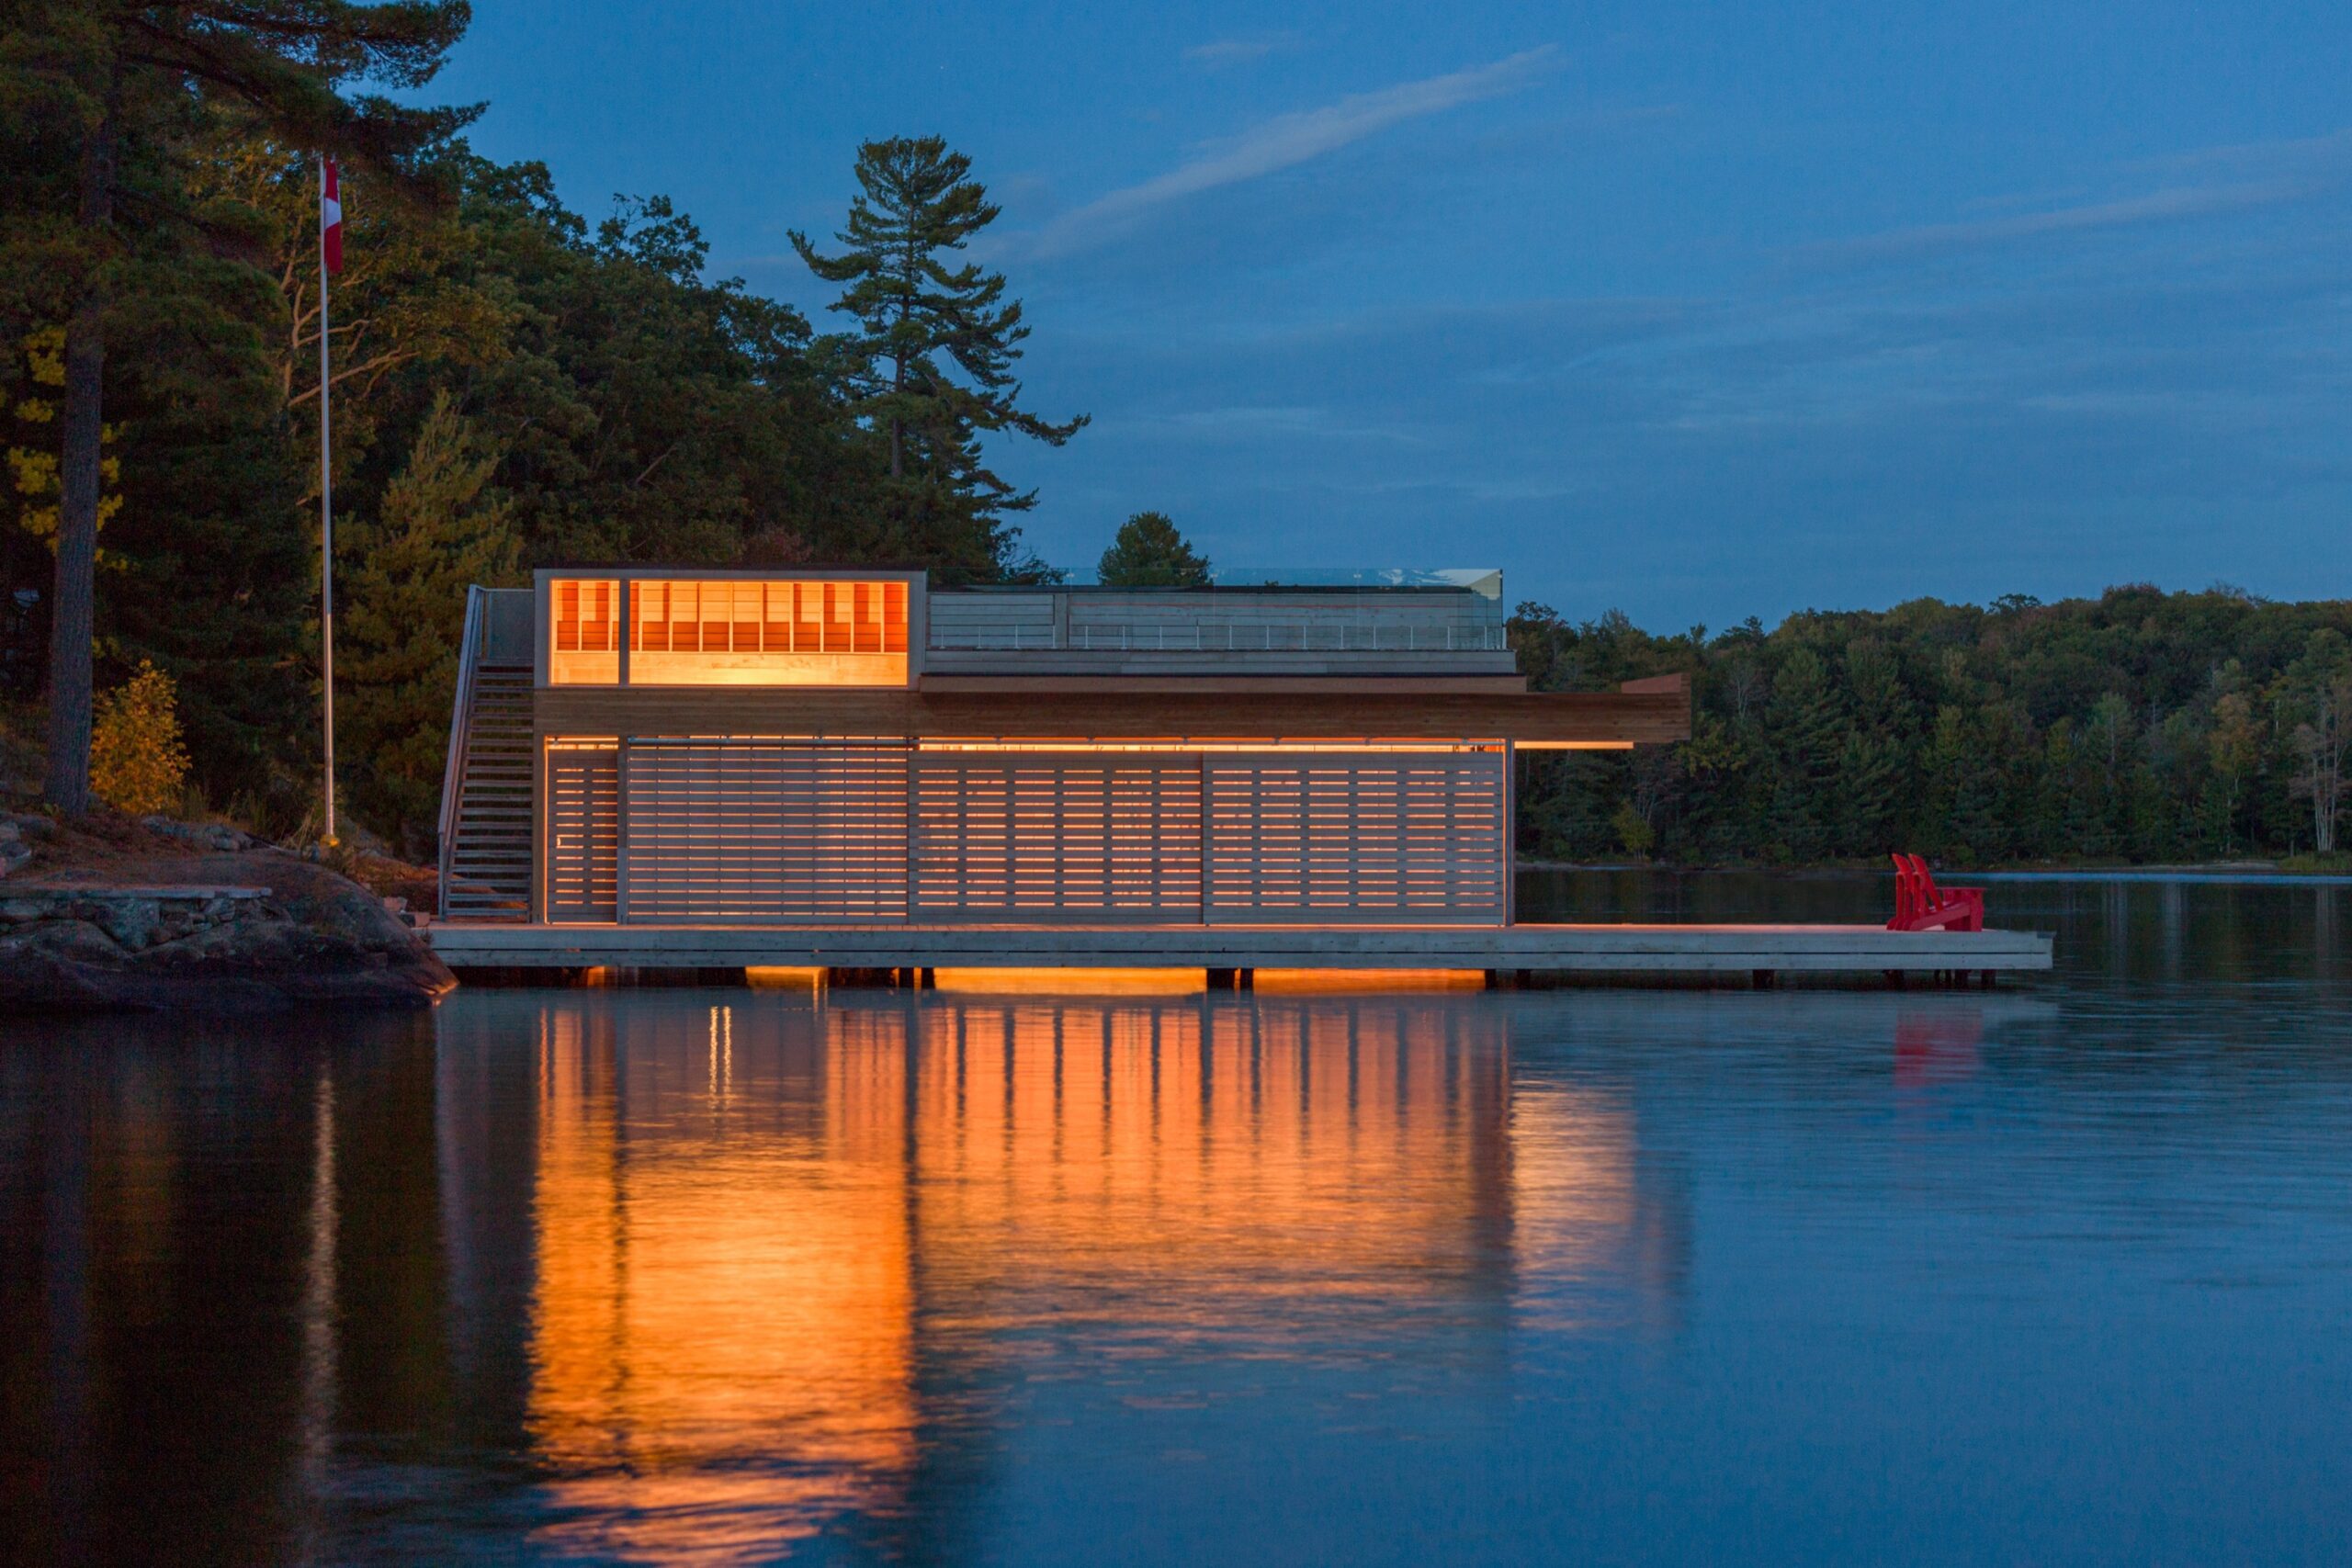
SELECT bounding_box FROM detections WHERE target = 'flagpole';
[318,154,338,848]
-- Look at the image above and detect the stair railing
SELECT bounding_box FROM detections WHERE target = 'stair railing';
[436,585,488,919]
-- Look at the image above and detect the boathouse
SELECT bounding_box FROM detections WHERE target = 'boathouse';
[428,566,2052,979]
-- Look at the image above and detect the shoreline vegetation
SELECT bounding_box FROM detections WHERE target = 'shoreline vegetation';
[1509,591,2349,870]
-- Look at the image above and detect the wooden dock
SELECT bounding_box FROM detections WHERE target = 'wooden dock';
[424,920,2052,981]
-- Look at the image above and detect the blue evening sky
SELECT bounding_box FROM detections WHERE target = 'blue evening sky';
[429,2,2352,628]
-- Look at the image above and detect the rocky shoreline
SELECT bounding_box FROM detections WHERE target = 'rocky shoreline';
[1,846,455,1012]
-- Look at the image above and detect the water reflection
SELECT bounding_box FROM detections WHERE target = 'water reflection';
[5,874,2350,1564]
[432,992,1683,1559]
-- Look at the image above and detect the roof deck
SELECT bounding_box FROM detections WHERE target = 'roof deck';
[925,581,1515,681]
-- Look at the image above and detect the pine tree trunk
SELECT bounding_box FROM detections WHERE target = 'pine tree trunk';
[888,346,905,479]
[45,102,115,817]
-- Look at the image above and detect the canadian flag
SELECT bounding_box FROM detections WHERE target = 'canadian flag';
[320,158,343,276]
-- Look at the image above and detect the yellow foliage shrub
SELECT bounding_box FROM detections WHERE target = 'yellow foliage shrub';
[91,660,190,817]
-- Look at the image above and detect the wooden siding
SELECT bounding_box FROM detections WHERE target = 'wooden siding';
[530,739,1516,928]
[910,754,1203,923]
[1204,753,1505,925]
[621,742,910,923]
[534,684,1688,746]
[547,749,618,922]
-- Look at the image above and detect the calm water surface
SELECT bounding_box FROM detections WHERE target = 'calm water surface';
[4,874,2350,1564]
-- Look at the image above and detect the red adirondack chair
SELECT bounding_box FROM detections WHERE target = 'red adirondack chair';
[1887,853,1984,932]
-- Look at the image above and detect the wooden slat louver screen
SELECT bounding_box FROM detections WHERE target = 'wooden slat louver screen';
[548,748,619,921]
[911,755,1203,921]
[1204,752,1506,924]
[623,742,908,921]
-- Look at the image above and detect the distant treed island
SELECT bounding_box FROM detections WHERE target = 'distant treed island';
[1512,592,2350,868]
[2,6,2345,869]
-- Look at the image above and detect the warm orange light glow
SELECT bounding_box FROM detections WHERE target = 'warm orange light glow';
[929,966,1208,994]
[746,966,827,990]
[526,1006,916,1557]
[1513,740,1637,750]
[919,739,1505,753]
[628,578,909,686]
[493,994,1669,1551]
[1251,968,1489,992]
[629,652,909,685]
[621,733,903,744]
[549,578,622,685]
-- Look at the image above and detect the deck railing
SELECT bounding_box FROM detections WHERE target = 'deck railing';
[930,622,1510,652]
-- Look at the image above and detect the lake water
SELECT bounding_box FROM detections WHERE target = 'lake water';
[4,874,2349,1565]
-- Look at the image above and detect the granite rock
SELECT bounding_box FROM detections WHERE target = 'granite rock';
[0,854,454,1012]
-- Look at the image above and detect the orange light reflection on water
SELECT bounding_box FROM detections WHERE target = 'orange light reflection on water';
[515,994,1662,1561]
[526,1006,915,1562]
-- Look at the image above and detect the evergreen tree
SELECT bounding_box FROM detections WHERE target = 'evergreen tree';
[1764,646,1841,860]
[0,0,469,814]
[338,390,517,854]
[791,136,1086,581]
[1097,511,1210,588]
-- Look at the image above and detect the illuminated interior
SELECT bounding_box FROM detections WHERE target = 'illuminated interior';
[548,576,911,686]
[548,578,621,685]
[629,578,909,685]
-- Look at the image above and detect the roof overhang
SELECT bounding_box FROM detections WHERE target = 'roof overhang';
[535,674,1690,748]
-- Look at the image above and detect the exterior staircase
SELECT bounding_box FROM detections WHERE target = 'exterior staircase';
[437,588,536,921]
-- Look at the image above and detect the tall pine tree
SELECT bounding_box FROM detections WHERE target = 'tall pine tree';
[792,136,1085,581]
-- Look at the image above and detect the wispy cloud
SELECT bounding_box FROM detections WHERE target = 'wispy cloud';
[1183,32,1299,69]
[1801,127,2352,269]
[1802,179,2318,265]
[1027,47,1561,256]
[2131,125,2352,178]
[1133,403,1436,446]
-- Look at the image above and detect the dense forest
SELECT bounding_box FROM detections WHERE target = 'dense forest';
[4,6,2346,868]
[1511,589,2351,867]
[2,3,1080,846]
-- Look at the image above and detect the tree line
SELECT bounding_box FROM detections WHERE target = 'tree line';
[1512,587,2352,866]
[2,2,1079,849]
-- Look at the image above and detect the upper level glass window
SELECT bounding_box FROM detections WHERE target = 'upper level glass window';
[628,579,909,685]
[549,579,621,685]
